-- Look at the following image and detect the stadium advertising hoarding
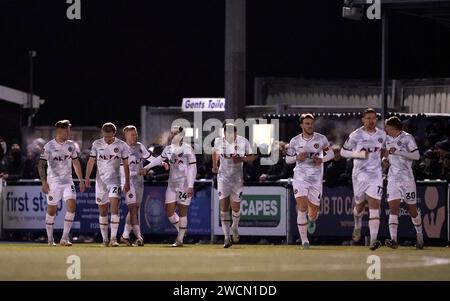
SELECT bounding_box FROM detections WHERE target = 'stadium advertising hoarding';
[2,182,212,235]
[213,186,288,236]
[140,184,212,235]
[288,181,448,241]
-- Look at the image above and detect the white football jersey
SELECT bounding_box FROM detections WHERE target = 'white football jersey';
[120,142,151,185]
[90,137,130,186]
[286,132,330,184]
[343,127,386,180]
[213,135,253,182]
[385,131,418,182]
[161,142,197,183]
[40,139,78,185]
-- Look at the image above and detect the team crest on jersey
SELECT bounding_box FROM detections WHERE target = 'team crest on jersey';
[218,191,222,196]
[294,189,298,195]
[128,193,134,199]
[378,138,383,143]
[68,146,73,152]
[48,196,53,201]
[97,198,102,203]
[235,145,239,150]
[314,143,319,149]
[114,147,119,153]
[397,141,402,146]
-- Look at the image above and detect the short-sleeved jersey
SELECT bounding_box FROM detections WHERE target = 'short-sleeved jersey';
[286,132,330,184]
[40,139,78,185]
[343,127,386,180]
[385,131,418,182]
[90,137,130,186]
[120,142,151,185]
[213,135,253,182]
[161,143,197,183]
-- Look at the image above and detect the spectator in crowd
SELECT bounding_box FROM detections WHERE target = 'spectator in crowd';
[259,141,292,182]
[0,139,9,180]
[324,145,352,187]
[23,138,46,179]
[244,144,268,182]
[440,153,450,181]
[415,149,441,180]
[435,139,450,162]
[6,142,26,181]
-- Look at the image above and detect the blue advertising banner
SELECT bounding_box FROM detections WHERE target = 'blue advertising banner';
[140,184,212,235]
[2,181,212,235]
[288,181,448,240]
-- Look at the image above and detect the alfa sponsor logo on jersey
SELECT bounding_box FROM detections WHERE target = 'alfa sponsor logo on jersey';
[53,155,71,161]
[98,154,120,160]
[360,147,380,153]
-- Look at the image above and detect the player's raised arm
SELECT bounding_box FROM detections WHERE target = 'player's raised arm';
[285,139,297,164]
[340,134,367,159]
[322,137,334,163]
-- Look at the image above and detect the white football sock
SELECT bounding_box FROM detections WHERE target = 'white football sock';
[353,206,363,230]
[297,210,309,244]
[168,213,180,232]
[221,211,231,239]
[45,214,55,242]
[177,216,188,243]
[110,214,120,241]
[369,209,380,243]
[231,210,240,229]
[99,216,109,242]
[411,214,423,234]
[389,214,398,241]
[62,212,75,240]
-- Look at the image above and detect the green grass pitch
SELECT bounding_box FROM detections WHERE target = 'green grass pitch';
[0,243,449,280]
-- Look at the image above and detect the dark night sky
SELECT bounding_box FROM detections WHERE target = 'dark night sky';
[1,0,450,126]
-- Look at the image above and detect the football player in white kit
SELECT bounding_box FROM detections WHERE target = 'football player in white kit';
[341,108,386,251]
[84,122,131,247]
[38,120,85,246]
[143,126,197,247]
[285,114,334,249]
[383,116,424,249]
[119,125,151,247]
[212,123,256,248]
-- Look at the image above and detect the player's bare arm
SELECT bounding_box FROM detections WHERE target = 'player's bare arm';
[84,156,96,188]
[38,159,49,194]
[72,158,85,193]
[212,150,219,174]
[122,158,131,193]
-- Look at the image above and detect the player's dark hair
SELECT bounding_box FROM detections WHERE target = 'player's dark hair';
[102,122,117,133]
[363,108,377,117]
[300,113,314,124]
[385,116,402,131]
[55,120,71,129]
[123,125,137,133]
[223,122,237,133]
